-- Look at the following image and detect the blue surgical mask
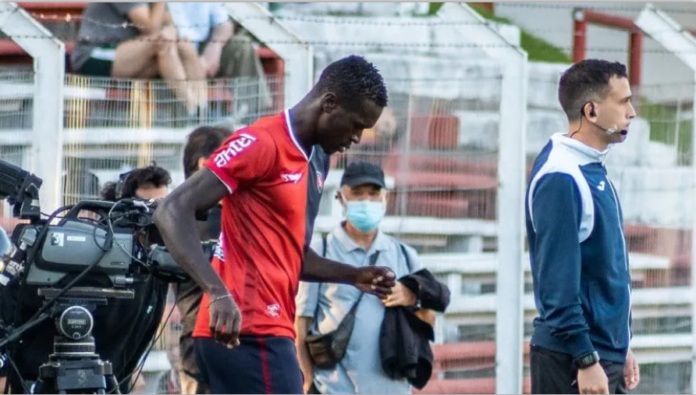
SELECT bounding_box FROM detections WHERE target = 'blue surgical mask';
[345,200,385,233]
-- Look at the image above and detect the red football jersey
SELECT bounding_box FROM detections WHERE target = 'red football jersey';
[193,111,312,340]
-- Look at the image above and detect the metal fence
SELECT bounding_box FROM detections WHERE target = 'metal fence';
[0,71,34,232]
[7,2,696,395]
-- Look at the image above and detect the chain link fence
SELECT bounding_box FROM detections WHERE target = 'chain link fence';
[0,71,34,234]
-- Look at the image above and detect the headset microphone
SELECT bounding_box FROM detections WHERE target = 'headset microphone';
[597,124,628,136]
[587,105,628,136]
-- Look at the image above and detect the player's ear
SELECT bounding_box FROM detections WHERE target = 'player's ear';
[321,92,338,114]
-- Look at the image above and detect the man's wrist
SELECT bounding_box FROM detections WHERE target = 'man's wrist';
[573,351,600,370]
[347,266,360,286]
[208,284,229,298]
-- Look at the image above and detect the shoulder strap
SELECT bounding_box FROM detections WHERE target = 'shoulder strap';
[347,250,381,314]
[309,233,330,324]
[399,243,413,273]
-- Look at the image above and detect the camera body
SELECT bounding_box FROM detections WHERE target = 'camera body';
[0,158,191,289]
[22,219,133,287]
[0,159,207,393]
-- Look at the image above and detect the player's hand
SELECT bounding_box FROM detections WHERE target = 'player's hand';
[208,291,242,348]
[354,266,396,299]
[624,349,640,390]
[577,363,609,394]
[383,281,417,307]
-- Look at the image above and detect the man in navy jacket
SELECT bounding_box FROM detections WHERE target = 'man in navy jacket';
[525,59,640,394]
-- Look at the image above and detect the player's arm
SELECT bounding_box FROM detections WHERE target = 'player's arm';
[531,173,594,358]
[154,168,242,346]
[154,168,229,298]
[301,247,395,299]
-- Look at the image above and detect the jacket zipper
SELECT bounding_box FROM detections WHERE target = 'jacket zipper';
[606,174,631,345]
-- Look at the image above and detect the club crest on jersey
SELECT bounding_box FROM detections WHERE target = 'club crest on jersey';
[316,171,324,193]
[214,133,257,168]
[266,304,281,318]
[281,172,303,183]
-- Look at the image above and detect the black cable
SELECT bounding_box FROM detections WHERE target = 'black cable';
[5,353,29,394]
[127,302,177,394]
[23,243,111,327]
[24,200,143,325]
[110,301,178,394]
[6,204,74,393]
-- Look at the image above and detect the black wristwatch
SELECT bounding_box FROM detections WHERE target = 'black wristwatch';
[573,351,600,369]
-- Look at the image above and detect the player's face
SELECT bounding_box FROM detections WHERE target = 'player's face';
[317,96,383,155]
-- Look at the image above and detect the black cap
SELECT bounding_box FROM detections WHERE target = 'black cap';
[340,161,386,188]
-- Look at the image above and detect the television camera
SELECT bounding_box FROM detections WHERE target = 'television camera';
[0,159,208,394]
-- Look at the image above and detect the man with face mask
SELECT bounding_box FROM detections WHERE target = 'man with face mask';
[295,161,425,394]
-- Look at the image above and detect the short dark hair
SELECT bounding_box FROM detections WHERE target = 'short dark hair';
[183,126,232,179]
[313,55,388,111]
[100,165,172,201]
[558,59,628,122]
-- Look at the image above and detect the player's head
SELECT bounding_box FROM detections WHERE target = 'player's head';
[100,165,172,201]
[183,126,232,179]
[337,161,387,234]
[310,55,388,155]
[559,59,635,144]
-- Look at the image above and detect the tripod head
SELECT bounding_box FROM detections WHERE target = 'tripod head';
[35,288,133,394]
[0,287,133,394]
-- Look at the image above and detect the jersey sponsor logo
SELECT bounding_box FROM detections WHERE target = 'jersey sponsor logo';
[316,171,324,193]
[214,133,257,168]
[266,304,281,318]
[281,172,303,183]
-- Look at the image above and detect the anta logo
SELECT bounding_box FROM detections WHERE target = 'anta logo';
[316,171,324,193]
[281,172,303,183]
[214,133,257,168]
[266,304,281,318]
[597,181,606,191]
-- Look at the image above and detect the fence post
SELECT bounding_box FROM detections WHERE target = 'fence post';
[437,3,528,393]
[0,2,65,214]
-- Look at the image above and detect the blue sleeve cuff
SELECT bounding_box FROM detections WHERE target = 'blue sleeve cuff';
[568,333,595,359]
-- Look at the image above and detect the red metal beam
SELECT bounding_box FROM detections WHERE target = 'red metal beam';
[629,31,643,87]
[573,10,587,63]
[583,9,638,31]
[572,8,643,87]
[17,2,87,11]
